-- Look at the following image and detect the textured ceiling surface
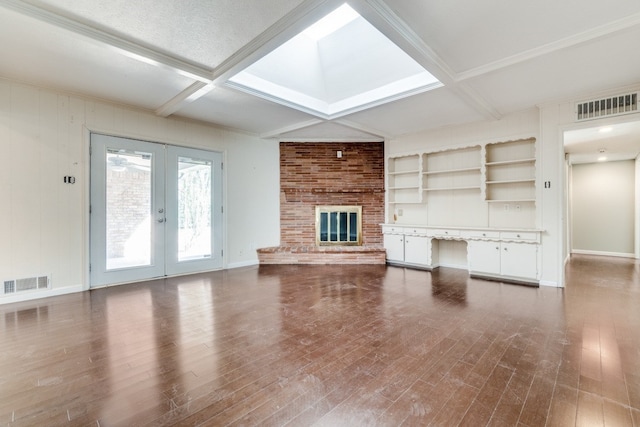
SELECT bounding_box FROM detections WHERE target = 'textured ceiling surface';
[1,0,639,160]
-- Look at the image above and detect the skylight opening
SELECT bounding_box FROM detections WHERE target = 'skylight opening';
[302,3,359,41]
[226,2,442,119]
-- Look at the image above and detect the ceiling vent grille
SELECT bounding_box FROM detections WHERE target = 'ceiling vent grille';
[3,276,49,294]
[576,93,638,121]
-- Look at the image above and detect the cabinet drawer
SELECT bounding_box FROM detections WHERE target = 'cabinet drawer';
[405,228,427,235]
[430,229,460,237]
[500,231,538,241]
[382,225,404,234]
[464,230,500,239]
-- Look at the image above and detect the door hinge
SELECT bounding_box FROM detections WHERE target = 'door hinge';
[221,205,224,214]
[221,249,224,257]
[221,162,223,170]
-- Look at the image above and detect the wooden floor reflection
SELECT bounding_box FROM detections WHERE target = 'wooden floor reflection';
[1,255,639,426]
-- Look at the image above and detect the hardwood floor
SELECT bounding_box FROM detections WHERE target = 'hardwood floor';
[1,255,639,426]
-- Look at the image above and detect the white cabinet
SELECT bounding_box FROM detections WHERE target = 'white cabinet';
[383,229,432,267]
[467,240,501,275]
[468,240,538,282]
[383,233,405,263]
[500,242,538,280]
[404,235,431,265]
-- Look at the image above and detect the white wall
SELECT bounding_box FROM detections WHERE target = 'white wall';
[571,160,635,256]
[540,82,640,287]
[0,79,280,302]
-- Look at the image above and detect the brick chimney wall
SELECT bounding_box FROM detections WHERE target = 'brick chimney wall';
[279,142,384,247]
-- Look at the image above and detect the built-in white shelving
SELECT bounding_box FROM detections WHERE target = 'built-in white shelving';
[485,139,536,202]
[387,154,421,205]
[422,146,481,193]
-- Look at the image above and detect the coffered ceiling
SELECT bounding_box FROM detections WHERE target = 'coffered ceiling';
[1,0,639,145]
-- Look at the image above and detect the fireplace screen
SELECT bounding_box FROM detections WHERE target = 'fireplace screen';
[316,206,362,246]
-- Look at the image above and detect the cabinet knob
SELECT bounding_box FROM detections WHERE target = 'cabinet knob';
[517,234,521,238]
[504,247,508,251]
[495,246,499,250]
[482,233,486,237]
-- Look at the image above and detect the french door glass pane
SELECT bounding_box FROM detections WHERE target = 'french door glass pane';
[105,149,152,270]
[178,156,212,261]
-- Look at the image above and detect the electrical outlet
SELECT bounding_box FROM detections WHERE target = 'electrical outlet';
[398,209,403,216]
[515,204,521,212]
[504,204,509,211]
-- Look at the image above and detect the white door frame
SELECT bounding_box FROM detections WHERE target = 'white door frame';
[90,133,223,287]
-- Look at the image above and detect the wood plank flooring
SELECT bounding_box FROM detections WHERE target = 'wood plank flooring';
[1,254,639,426]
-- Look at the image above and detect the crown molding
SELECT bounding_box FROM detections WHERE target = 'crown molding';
[457,12,640,82]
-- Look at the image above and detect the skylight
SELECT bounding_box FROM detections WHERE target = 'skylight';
[227,3,442,119]
[302,4,359,41]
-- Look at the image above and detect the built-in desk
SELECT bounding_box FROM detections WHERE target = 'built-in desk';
[381,224,542,285]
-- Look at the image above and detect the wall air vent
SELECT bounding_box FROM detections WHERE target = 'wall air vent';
[3,276,49,294]
[576,93,638,121]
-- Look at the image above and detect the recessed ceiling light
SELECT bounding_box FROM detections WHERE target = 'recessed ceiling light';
[598,127,613,133]
[598,156,607,161]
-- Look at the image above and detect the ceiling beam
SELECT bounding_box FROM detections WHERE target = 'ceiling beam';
[357,0,501,121]
[0,0,213,83]
[260,119,326,139]
[155,82,213,117]
[333,119,388,140]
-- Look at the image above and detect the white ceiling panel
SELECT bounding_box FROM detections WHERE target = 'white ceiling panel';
[342,87,488,138]
[387,0,640,73]
[176,86,316,135]
[24,0,308,68]
[277,121,383,142]
[464,26,640,115]
[0,7,196,109]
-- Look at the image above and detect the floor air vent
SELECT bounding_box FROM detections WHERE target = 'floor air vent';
[3,276,49,294]
[576,93,638,121]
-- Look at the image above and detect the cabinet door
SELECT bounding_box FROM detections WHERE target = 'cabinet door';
[501,243,537,279]
[384,234,405,262]
[404,235,431,266]
[467,240,500,275]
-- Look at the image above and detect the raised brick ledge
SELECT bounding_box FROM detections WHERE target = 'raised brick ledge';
[257,245,386,265]
[257,245,385,254]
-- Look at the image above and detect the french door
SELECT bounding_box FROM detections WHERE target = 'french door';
[90,134,222,287]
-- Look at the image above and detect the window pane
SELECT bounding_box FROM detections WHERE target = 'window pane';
[339,212,348,241]
[106,149,152,269]
[349,212,358,241]
[320,212,328,241]
[329,212,338,241]
[178,156,212,261]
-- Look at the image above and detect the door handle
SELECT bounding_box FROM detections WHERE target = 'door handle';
[157,218,165,223]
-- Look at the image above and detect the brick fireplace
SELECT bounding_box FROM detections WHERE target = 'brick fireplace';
[257,142,386,264]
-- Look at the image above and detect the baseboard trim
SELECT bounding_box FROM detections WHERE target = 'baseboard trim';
[571,249,635,259]
[539,280,561,288]
[227,260,260,269]
[0,284,84,305]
